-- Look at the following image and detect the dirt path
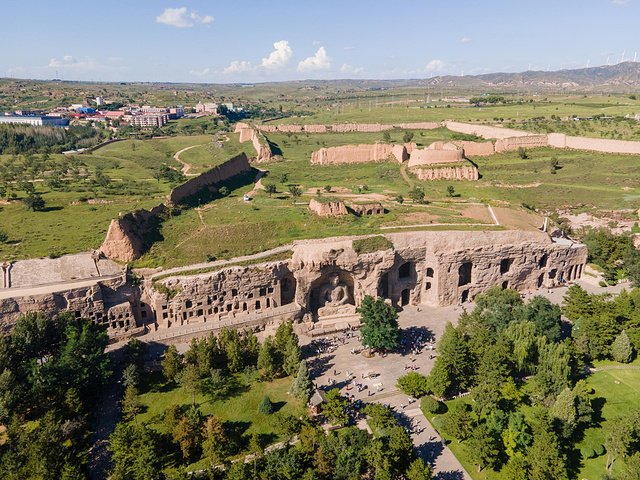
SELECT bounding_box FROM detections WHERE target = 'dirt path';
[248,169,267,196]
[173,145,201,176]
[400,164,414,189]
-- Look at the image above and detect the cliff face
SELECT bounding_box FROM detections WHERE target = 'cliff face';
[100,206,164,262]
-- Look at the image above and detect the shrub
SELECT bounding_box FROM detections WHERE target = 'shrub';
[580,446,595,459]
[517,147,528,159]
[0,229,8,243]
[420,396,444,415]
[258,395,274,415]
[432,414,447,431]
[598,281,607,288]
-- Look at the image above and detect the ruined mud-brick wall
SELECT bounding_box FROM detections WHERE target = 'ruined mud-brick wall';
[256,125,277,133]
[351,203,384,215]
[445,121,534,140]
[309,198,348,217]
[495,135,549,152]
[147,262,298,329]
[331,123,395,133]
[394,122,441,130]
[304,124,327,133]
[548,132,640,154]
[411,165,479,181]
[407,144,464,167]
[100,204,166,262]
[0,275,140,335]
[236,125,273,162]
[311,143,397,164]
[452,140,495,156]
[168,153,251,204]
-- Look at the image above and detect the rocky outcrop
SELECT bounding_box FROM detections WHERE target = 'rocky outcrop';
[411,165,479,181]
[309,198,348,217]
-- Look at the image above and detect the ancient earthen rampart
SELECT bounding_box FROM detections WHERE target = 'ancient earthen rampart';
[444,121,534,139]
[452,140,495,156]
[411,165,479,181]
[309,198,348,217]
[236,124,273,162]
[548,133,640,154]
[331,123,394,133]
[407,142,464,167]
[304,124,327,133]
[495,135,549,152]
[168,153,251,205]
[310,143,406,165]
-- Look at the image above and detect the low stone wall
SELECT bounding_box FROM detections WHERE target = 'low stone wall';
[411,165,479,181]
[168,153,251,204]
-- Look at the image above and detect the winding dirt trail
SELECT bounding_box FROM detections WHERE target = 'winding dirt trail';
[173,145,201,176]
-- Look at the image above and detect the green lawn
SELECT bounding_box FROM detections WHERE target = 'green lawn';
[135,371,302,471]
[178,132,257,174]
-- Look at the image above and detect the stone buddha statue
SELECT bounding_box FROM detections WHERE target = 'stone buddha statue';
[317,273,354,316]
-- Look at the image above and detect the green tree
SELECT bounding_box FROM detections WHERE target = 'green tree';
[358,295,400,354]
[562,284,593,322]
[402,132,414,143]
[23,193,45,211]
[122,385,142,426]
[202,415,228,467]
[550,387,577,439]
[291,360,313,402]
[444,403,473,443]
[288,185,302,199]
[408,187,425,204]
[324,185,332,192]
[527,411,568,480]
[283,335,302,376]
[396,371,429,397]
[122,363,140,389]
[517,147,528,159]
[612,330,634,363]
[383,132,391,142]
[162,344,183,382]
[279,173,289,184]
[427,322,472,397]
[264,183,277,197]
[468,423,501,472]
[109,423,161,480]
[501,412,532,457]
[258,336,277,378]
[446,185,455,197]
[178,364,202,406]
[258,395,274,414]
[0,229,8,243]
[405,458,433,480]
[323,388,348,426]
[218,186,229,196]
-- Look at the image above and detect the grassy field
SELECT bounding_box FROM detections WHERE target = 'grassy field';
[177,132,257,174]
[135,371,302,471]
[426,367,640,480]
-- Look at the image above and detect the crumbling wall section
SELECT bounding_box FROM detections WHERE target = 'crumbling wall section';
[495,135,549,152]
[309,198,348,217]
[411,165,479,181]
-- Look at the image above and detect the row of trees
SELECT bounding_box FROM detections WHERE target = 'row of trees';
[0,312,112,479]
[0,124,103,155]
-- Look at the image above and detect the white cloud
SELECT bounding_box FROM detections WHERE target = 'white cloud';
[223,61,254,74]
[460,37,471,43]
[156,7,214,28]
[340,63,363,75]
[612,0,629,5]
[189,68,210,77]
[312,40,321,45]
[424,59,454,73]
[343,46,355,51]
[261,41,293,69]
[297,47,331,73]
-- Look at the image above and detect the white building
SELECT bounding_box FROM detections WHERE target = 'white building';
[130,113,169,128]
[95,96,105,106]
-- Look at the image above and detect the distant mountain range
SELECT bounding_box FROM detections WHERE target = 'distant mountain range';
[414,62,640,90]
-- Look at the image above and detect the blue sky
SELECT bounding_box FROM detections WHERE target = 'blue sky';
[1,0,639,83]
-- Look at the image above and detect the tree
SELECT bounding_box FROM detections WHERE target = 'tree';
[612,330,634,363]
[395,194,404,204]
[550,387,577,439]
[23,193,45,211]
[248,432,265,474]
[358,295,400,353]
[468,423,501,472]
[501,412,532,458]
[178,364,202,406]
[258,395,274,414]
[218,186,229,196]
[444,403,473,443]
[282,335,302,376]
[549,157,559,174]
[109,423,161,480]
[264,183,277,197]
[396,371,429,397]
[122,385,142,426]
[408,187,425,204]
[405,458,433,480]
[162,344,183,382]
[291,360,313,402]
[562,284,592,322]
[258,336,277,378]
[446,185,455,197]
[122,363,140,389]
[382,132,391,142]
[288,185,302,199]
[527,411,568,480]
[323,388,348,426]
[517,147,528,159]
[202,416,228,467]
[0,229,8,243]
[402,132,414,143]
[427,322,473,397]
[279,173,289,184]
[324,185,332,192]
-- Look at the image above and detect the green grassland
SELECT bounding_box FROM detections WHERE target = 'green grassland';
[177,132,257,174]
[427,368,640,480]
[134,371,302,471]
